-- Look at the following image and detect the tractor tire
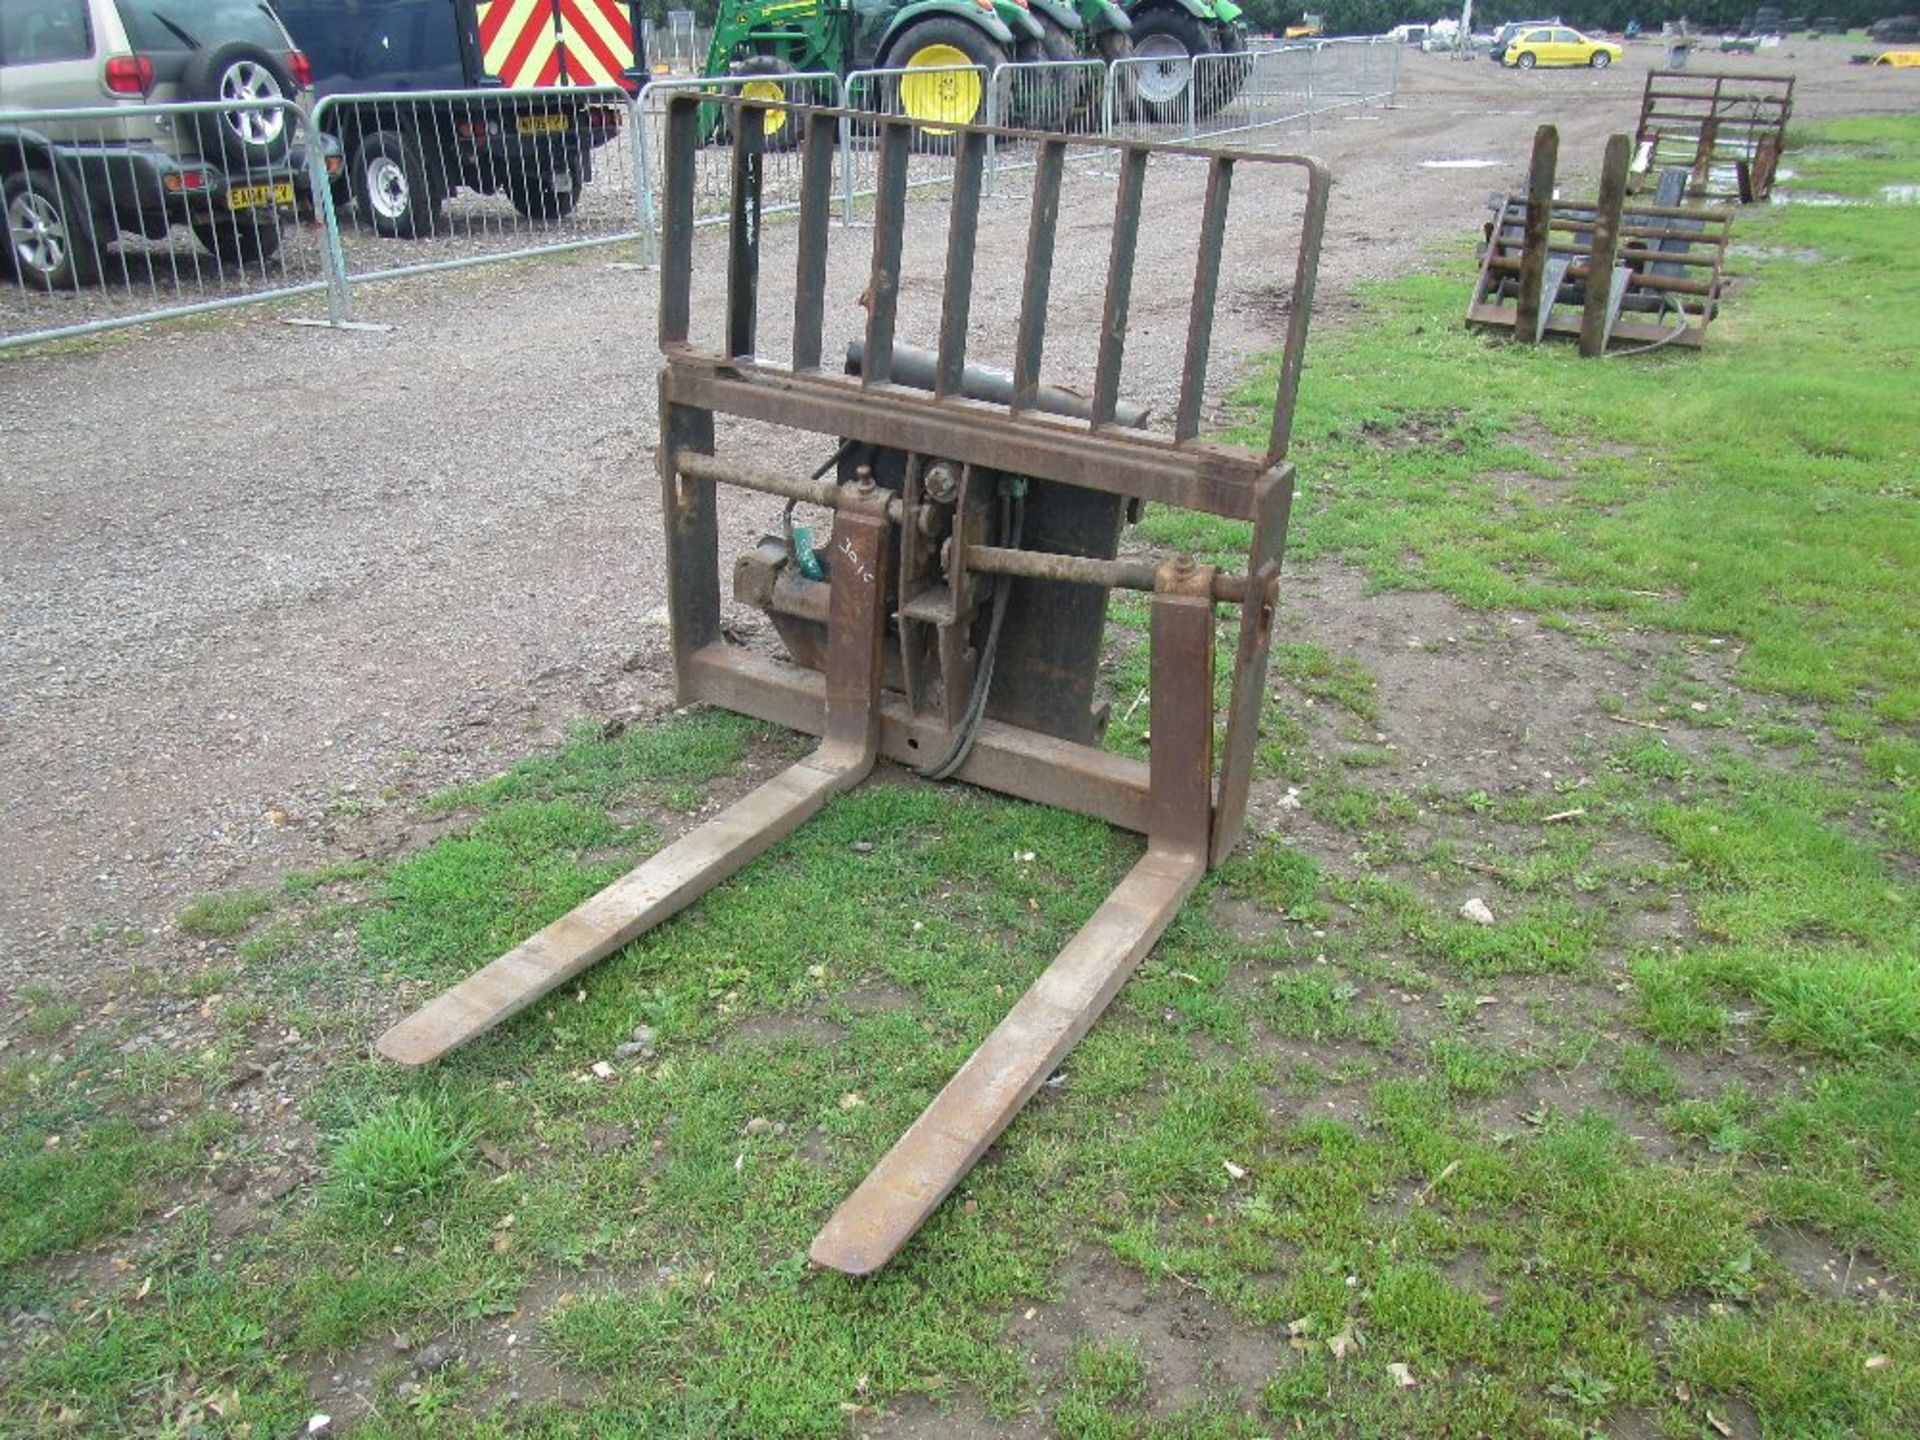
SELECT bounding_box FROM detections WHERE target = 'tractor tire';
[881,17,1006,150]
[1011,12,1081,133]
[1098,29,1138,121]
[1126,8,1213,125]
[729,54,806,152]
[1200,21,1252,120]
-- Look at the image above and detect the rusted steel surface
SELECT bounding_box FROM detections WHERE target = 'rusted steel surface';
[1513,125,1559,344]
[1470,126,1733,353]
[1578,134,1634,358]
[1633,69,1794,203]
[381,92,1329,1274]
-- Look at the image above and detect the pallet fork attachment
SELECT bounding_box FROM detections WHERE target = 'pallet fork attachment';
[378,95,1329,1274]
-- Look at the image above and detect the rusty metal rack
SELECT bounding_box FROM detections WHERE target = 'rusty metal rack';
[1633,67,1795,202]
[376,93,1329,1275]
[1470,126,1732,356]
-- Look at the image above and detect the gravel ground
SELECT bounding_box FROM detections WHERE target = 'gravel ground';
[2,38,1913,996]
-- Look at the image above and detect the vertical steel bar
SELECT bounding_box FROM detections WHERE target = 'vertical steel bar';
[791,110,835,372]
[660,389,720,690]
[1091,146,1147,428]
[307,100,354,324]
[633,87,660,266]
[984,64,1001,197]
[862,119,911,388]
[1514,124,1559,345]
[660,93,698,346]
[1147,569,1217,858]
[935,129,988,399]
[726,100,765,360]
[838,78,855,226]
[1011,138,1066,412]
[1212,473,1289,866]
[1579,133,1632,358]
[1264,156,1329,467]
[1173,155,1233,443]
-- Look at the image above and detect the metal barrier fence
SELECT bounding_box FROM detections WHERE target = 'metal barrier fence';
[1307,35,1402,113]
[1,42,1398,350]
[312,85,645,295]
[841,65,992,220]
[637,69,842,241]
[0,97,335,349]
[986,59,1109,188]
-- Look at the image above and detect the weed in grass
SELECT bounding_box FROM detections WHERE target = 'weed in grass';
[1217,838,1323,917]
[323,1096,475,1216]
[1610,1043,1680,1104]
[1271,642,1380,726]
[176,889,272,938]
[236,920,303,965]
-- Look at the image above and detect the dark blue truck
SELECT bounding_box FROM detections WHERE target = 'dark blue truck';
[274,0,643,237]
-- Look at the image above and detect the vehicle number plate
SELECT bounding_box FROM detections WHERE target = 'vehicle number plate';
[517,113,570,135]
[227,182,294,210]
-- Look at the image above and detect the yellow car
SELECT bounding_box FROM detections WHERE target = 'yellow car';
[1872,50,1920,66]
[1503,26,1625,69]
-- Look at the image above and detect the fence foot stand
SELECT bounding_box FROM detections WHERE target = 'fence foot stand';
[281,316,395,333]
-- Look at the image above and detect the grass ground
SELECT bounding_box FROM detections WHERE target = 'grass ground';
[2,120,1915,1438]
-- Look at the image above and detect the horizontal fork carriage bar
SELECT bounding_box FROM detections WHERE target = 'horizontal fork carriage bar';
[664,359,1290,524]
[672,452,1264,604]
[966,545,1263,606]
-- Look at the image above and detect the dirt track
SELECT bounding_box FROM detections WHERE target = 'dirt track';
[1,39,1912,990]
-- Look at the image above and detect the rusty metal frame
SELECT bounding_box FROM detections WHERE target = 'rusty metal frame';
[1633,68,1794,203]
[1470,125,1733,354]
[379,92,1329,1275]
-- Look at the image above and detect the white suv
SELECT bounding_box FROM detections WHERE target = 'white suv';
[0,0,341,286]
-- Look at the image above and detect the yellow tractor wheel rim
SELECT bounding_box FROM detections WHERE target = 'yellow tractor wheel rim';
[741,78,789,138]
[899,44,980,132]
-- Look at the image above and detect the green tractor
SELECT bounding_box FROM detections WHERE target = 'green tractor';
[1119,0,1251,124]
[702,0,1135,140]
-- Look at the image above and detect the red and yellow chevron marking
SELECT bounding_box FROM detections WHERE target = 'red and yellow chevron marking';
[559,0,637,88]
[478,0,636,90]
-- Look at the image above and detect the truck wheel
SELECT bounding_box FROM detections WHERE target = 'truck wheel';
[730,54,806,152]
[507,164,579,221]
[1126,9,1212,124]
[191,213,284,266]
[182,42,296,168]
[4,169,98,290]
[354,131,444,239]
[881,17,1006,148]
